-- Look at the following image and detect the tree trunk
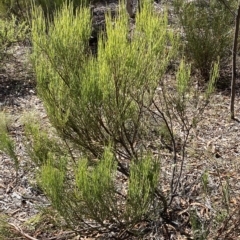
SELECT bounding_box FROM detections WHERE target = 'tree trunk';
[230,5,240,119]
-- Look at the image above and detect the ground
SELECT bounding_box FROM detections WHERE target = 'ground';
[1,1,240,240]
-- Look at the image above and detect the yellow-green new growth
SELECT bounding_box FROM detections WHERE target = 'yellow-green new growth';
[176,59,191,95]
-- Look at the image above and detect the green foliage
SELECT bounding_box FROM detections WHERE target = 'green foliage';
[34,142,162,231]
[0,15,28,63]
[0,0,91,21]
[205,60,219,98]
[174,0,233,80]
[189,209,209,240]
[23,114,66,166]
[29,0,219,237]
[0,112,18,169]
[32,0,176,162]
[40,156,66,211]
[221,178,230,212]
[30,0,174,233]
[175,59,191,112]
[0,214,13,239]
[176,59,191,95]
[75,147,118,223]
[201,170,209,195]
[127,155,160,221]
[36,0,91,20]
[0,0,30,19]
[214,210,228,225]
[24,207,65,233]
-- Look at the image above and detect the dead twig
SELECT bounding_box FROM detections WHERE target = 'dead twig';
[48,231,76,240]
[8,222,38,240]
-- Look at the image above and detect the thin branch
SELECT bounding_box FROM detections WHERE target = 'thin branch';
[218,0,236,17]
[152,100,178,198]
[8,223,38,240]
[173,129,190,195]
[63,138,76,164]
[230,4,240,119]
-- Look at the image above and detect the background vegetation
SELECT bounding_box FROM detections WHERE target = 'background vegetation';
[174,0,236,80]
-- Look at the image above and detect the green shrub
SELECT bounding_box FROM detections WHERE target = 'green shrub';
[0,0,28,19]
[31,0,176,165]
[36,0,91,20]
[174,0,234,80]
[0,0,91,21]
[28,0,218,237]
[0,113,18,169]
[0,6,29,172]
[0,14,28,63]
[23,117,67,167]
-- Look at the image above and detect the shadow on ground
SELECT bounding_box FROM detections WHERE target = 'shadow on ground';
[0,73,36,108]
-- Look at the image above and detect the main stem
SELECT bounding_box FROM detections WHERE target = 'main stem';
[230,5,240,119]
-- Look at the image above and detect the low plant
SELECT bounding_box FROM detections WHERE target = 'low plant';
[36,0,92,20]
[0,14,28,64]
[189,208,209,240]
[201,170,210,195]
[0,0,92,22]
[0,0,30,19]
[23,115,67,167]
[0,113,18,170]
[174,0,234,80]
[0,214,11,239]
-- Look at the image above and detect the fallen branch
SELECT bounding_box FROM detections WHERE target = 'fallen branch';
[8,222,38,240]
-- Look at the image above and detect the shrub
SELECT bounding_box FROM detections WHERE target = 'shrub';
[0,14,29,78]
[0,15,28,165]
[174,0,234,80]
[31,0,176,167]
[0,0,31,19]
[28,0,218,237]
[0,14,28,46]
[36,0,92,20]
[0,0,91,21]
[0,113,18,169]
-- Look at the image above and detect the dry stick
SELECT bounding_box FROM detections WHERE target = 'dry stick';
[151,100,176,210]
[152,98,178,199]
[63,138,77,164]
[48,231,76,240]
[8,223,38,240]
[230,5,240,119]
[218,0,236,17]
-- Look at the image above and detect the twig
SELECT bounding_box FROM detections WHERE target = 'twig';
[8,222,38,240]
[48,231,76,240]
[230,4,240,119]
[218,0,235,17]
[63,138,76,164]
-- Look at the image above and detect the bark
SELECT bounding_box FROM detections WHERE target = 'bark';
[230,5,240,119]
